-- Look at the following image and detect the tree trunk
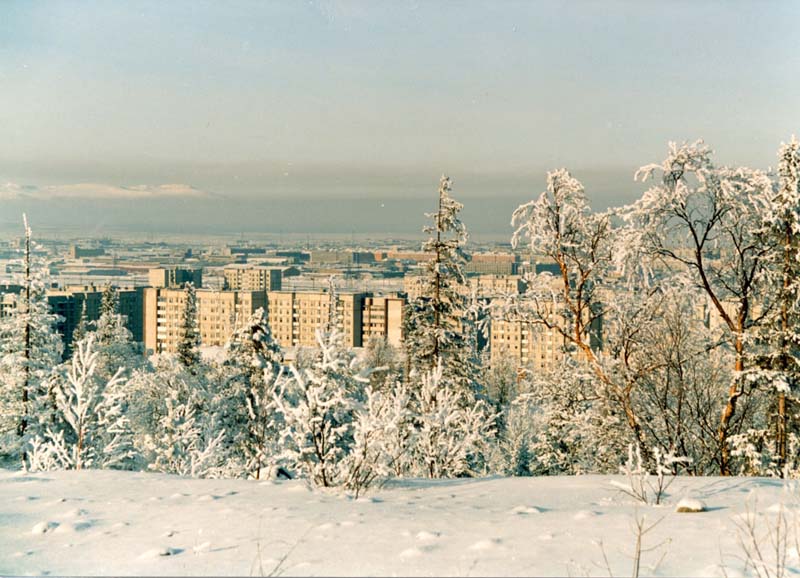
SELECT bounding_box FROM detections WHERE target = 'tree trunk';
[718,333,744,475]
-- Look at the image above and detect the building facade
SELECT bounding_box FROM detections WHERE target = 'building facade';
[148,267,203,289]
[143,288,265,354]
[223,265,282,292]
[46,285,144,356]
[465,253,519,275]
[361,295,404,347]
[266,290,365,349]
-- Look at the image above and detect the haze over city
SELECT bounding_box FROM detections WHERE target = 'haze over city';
[2,0,799,234]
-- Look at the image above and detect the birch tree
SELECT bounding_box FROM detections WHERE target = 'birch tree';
[619,140,774,474]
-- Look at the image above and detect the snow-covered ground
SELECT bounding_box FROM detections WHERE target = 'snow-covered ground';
[0,468,794,576]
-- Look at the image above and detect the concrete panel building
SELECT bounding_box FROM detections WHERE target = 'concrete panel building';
[404,274,525,301]
[148,267,203,289]
[465,253,519,275]
[223,265,282,292]
[143,288,265,355]
[489,316,568,372]
[46,285,144,356]
[361,296,404,347]
[267,290,365,349]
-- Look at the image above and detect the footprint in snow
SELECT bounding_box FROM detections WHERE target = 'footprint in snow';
[139,547,184,559]
[54,520,93,534]
[196,494,219,502]
[31,521,59,535]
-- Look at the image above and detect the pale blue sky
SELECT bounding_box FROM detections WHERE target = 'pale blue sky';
[1,1,799,233]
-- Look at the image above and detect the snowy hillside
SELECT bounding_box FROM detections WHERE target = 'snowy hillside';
[1,468,795,576]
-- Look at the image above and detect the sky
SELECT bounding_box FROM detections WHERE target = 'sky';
[1,0,799,235]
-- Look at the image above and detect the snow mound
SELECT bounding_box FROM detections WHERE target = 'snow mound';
[510,505,541,515]
[399,547,423,558]
[469,538,502,550]
[675,498,706,513]
[193,541,211,554]
[766,502,795,514]
[415,530,441,541]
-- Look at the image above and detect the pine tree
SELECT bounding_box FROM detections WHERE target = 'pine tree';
[177,283,200,368]
[754,137,800,472]
[89,285,142,382]
[273,326,365,487]
[0,215,63,464]
[220,308,285,479]
[95,285,119,346]
[403,175,477,393]
[71,300,88,348]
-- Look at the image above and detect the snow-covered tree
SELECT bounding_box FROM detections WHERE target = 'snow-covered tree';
[341,385,406,496]
[409,361,494,478]
[177,283,200,368]
[619,140,774,474]
[87,285,143,382]
[502,169,655,461]
[131,356,226,478]
[752,137,800,472]
[363,336,402,391]
[273,327,365,487]
[71,300,89,348]
[403,175,478,394]
[0,215,63,464]
[619,281,734,474]
[29,335,135,471]
[219,308,285,479]
[522,364,628,475]
[149,383,226,478]
[487,393,536,476]
[479,351,519,432]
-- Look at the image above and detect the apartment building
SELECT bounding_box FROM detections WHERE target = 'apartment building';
[361,295,404,347]
[223,265,282,292]
[309,251,375,265]
[148,267,203,289]
[465,252,519,275]
[46,285,144,355]
[69,245,106,259]
[143,288,265,355]
[404,274,525,300]
[266,290,365,348]
[489,316,568,372]
[0,292,16,319]
[488,283,603,371]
